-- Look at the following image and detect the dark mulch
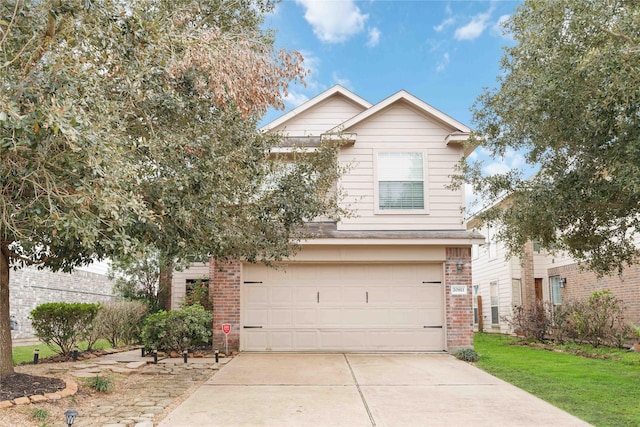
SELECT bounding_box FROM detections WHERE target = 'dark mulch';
[0,373,66,401]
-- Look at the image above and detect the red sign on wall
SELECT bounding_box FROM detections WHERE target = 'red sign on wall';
[222,324,231,335]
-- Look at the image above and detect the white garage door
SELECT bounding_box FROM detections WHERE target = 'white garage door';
[241,263,445,352]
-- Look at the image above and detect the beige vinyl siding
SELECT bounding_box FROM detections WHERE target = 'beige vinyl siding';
[170,263,209,310]
[471,230,517,333]
[337,103,465,231]
[271,95,367,136]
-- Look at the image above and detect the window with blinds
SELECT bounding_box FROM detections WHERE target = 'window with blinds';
[377,152,425,211]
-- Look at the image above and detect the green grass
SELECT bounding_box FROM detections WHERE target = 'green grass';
[474,333,640,427]
[12,339,112,365]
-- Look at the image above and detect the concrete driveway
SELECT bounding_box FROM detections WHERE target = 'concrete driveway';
[158,353,591,427]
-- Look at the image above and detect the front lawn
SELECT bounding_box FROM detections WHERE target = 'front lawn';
[474,333,640,427]
[12,339,112,365]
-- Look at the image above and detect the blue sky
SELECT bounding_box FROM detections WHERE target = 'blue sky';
[261,0,527,208]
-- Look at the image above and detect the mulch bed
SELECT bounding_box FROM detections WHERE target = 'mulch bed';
[0,373,65,401]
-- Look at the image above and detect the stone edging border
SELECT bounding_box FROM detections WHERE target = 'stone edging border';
[0,378,78,409]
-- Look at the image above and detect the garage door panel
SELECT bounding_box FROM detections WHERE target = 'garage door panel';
[295,288,318,304]
[317,309,342,327]
[242,263,445,352]
[270,331,293,350]
[245,309,268,325]
[294,309,317,326]
[270,287,293,305]
[270,309,293,328]
[319,286,342,303]
[246,286,268,304]
[341,287,367,304]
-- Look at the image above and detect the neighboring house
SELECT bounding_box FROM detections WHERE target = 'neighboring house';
[10,261,116,340]
[173,85,484,352]
[469,220,640,333]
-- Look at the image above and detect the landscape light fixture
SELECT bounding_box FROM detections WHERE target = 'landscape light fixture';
[64,409,78,426]
[456,261,464,273]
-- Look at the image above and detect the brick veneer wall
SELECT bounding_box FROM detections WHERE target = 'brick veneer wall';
[549,262,640,325]
[445,247,474,351]
[210,259,241,352]
[211,250,476,353]
[521,241,536,309]
[10,267,115,340]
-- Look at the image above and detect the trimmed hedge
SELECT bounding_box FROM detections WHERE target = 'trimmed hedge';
[30,302,102,356]
[141,303,212,353]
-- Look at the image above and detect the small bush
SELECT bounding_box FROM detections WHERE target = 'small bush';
[30,302,102,356]
[553,291,631,348]
[141,303,212,353]
[30,407,50,422]
[96,301,149,347]
[504,300,553,342]
[455,348,479,362]
[84,375,113,393]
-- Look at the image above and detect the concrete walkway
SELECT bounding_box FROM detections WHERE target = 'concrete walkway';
[158,353,591,427]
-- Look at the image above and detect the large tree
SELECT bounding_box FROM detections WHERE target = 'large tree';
[0,0,339,378]
[458,0,640,275]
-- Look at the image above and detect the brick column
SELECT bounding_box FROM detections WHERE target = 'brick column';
[210,259,241,353]
[521,241,536,309]
[445,247,473,351]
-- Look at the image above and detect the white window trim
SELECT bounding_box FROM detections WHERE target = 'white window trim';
[490,279,499,325]
[373,149,429,215]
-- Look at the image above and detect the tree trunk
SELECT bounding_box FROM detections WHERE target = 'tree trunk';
[157,253,174,311]
[0,243,15,379]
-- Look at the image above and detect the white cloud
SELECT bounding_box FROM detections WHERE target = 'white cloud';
[367,27,381,47]
[436,52,450,73]
[284,91,310,108]
[296,0,368,43]
[492,14,512,38]
[483,148,525,176]
[454,9,493,41]
[434,17,455,33]
[331,72,352,90]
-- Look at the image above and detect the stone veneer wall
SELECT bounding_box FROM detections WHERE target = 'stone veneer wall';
[445,247,474,351]
[210,259,241,352]
[549,262,640,326]
[10,267,116,340]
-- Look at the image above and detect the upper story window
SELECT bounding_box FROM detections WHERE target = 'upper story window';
[375,151,427,213]
[487,223,497,260]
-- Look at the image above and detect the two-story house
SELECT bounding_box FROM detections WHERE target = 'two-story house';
[469,218,640,333]
[173,86,484,353]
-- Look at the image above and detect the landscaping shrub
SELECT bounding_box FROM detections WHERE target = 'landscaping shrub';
[504,300,553,342]
[30,302,102,356]
[96,301,149,348]
[553,291,631,348]
[84,375,114,393]
[455,348,479,362]
[141,303,212,352]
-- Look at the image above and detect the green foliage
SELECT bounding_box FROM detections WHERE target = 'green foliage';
[95,301,149,348]
[141,304,212,353]
[456,0,640,275]
[184,279,212,311]
[475,333,640,426]
[109,249,161,312]
[454,348,479,362]
[30,302,102,356]
[0,0,342,377]
[30,408,50,422]
[12,340,111,365]
[553,291,631,348]
[84,375,113,393]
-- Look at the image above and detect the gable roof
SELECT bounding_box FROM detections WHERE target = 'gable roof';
[260,85,372,132]
[330,89,471,134]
